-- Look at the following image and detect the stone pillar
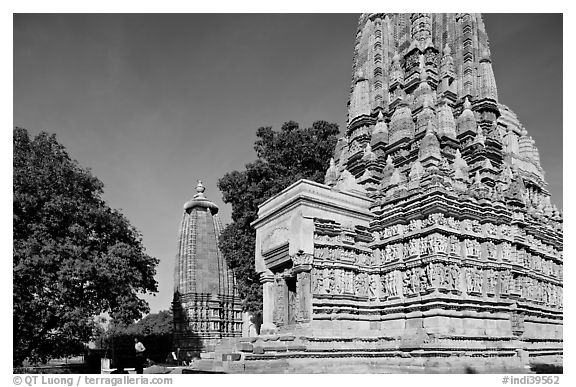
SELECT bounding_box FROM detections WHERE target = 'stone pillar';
[295,269,312,322]
[293,252,313,323]
[260,271,277,334]
[274,276,288,326]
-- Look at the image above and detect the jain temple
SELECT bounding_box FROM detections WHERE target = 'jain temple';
[174,13,563,373]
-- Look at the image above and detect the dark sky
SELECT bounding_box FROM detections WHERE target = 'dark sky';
[13,14,562,314]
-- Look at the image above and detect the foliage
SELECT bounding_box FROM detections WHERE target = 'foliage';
[96,311,173,365]
[217,120,339,315]
[13,127,159,367]
[109,310,173,337]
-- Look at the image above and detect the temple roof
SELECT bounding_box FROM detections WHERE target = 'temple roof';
[175,179,234,296]
[183,180,219,215]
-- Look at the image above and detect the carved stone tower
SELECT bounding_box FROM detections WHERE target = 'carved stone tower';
[172,180,242,356]
[251,14,562,371]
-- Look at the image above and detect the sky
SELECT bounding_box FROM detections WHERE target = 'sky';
[13,14,563,315]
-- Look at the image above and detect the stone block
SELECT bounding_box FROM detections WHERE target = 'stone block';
[223,362,245,372]
[279,335,296,341]
[405,317,423,329]
[221,353,241,361]
[263,335,279,341]
[238,342,254,352]
[369,321,381,330]
[200,352,215,359]
[286,344,307,351]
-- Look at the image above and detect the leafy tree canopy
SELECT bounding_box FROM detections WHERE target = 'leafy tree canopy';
[109,310,173,337]
[13,127,159,366]
[217,120,339,315]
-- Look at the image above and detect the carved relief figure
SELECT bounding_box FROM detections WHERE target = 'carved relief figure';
[334,269,343,295]
[354,272,369,297]
[369,274,378,299]
[402,270,412,296]
[486,242,496,260]
[312,269,322,294]
[409,238,421,256]
[465,268,474,293]
[486,270,496,294]
[465,239,474,257]
[322,268,332,294]
[435,263,447,288]
[344,271,354,294]
[450,265,461,290]
[423,237,434,255]
[273,280,286,324]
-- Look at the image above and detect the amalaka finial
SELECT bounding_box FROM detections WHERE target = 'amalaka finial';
[196,180,206,194]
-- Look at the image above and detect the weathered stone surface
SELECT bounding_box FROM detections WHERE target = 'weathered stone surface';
[172,181,243,357]
[286,344,307,352]
[210,13,562,373]
[221,353,241,362]
[238,343,254,352]
[279,335,296,341]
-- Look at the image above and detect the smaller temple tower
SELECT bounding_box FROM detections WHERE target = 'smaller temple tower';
[172,180,242,356]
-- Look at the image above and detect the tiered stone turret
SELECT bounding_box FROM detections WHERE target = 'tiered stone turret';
[172,180,242,357]
[245,13,562,372]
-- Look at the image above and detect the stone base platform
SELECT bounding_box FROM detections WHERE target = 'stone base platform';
[186,334,562,374]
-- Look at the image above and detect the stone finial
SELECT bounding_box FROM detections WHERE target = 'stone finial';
[474,171,482,185]
[185,179,219,213]
[324,158,339,186]
[463,97,472,111]
[437,101,456,139]
[372,113,389,145]
[196,180,205,194]
[443,43,451,56]
[502,164,513,180]
[475,126,486,145]
[409,160,425,181]
[453,149,469,171]
[419,121,441,166]
[385,155,394,168]
[193,180,207,199]
[362,143,377,162]
[390,168,404,186]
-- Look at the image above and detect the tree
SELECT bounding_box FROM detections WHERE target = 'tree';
[217,120,339,315]
[95,311,173,365]
[13,127,159,366]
